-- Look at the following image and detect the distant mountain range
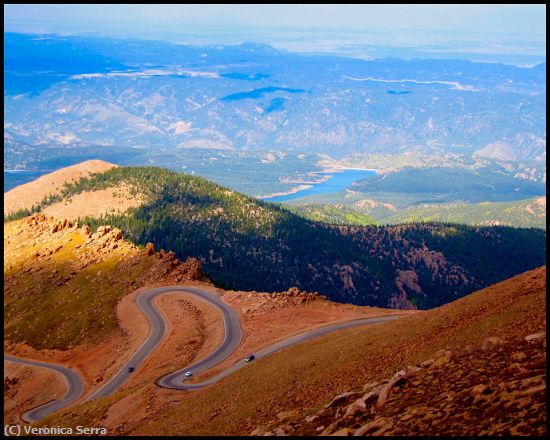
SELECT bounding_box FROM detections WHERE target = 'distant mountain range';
[4,33,546,169]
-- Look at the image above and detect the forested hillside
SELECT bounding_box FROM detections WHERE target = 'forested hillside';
[287,204,377,226]
[8,166,546,309]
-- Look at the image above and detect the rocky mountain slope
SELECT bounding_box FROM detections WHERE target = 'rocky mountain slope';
[255,331,546,436]
[37,266,544,436]
[4,213,204,350]
[5,163,546,310]
[4,211,406,428]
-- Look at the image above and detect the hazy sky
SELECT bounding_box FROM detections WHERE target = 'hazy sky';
[4,4,546,35]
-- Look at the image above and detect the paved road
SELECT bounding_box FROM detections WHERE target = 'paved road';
[6,285,403,421]
[4,354,84,423]
[158,314,400,390]
[87,286,242,401]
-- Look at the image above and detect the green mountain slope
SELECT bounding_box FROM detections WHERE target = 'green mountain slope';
[8,166,546,309]
[381,198,546,229]
[286,204,377,226]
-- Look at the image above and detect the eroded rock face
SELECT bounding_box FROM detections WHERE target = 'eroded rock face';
[325,391,361,409]
[50,218,73,233]
[344,398,367,417]
[376,370,409,408]
[111,228,123,241]
[180,257,204,281]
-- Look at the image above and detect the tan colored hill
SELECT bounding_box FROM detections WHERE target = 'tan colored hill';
[30,265,545,436]
[42,183,145,221]
[4,160,117,216]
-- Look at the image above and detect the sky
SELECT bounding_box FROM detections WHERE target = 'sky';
[4,4,546,65]
[4,4,546,35]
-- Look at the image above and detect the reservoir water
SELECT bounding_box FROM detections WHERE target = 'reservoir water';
[264,169,377,203]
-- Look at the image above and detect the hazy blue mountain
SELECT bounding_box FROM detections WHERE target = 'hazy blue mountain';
[4,33,546,164]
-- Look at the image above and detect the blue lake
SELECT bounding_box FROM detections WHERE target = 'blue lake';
[220,87,305,101]
[264,169,377,202]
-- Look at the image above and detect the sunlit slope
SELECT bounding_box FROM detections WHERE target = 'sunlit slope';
[4,160,117,216]
[4,214,204,350]
[382,196,546,229]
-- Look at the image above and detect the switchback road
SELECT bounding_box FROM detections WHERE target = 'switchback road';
[6,286,403,421]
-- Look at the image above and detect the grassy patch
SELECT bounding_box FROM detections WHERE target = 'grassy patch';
[4,222,155,350]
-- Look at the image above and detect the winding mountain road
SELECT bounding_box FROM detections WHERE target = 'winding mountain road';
[87,286,242,400]
[5,286,403,422]
[4,354,84,423]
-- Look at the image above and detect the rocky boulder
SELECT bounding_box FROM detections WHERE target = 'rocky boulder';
[111,228,123,241]
[481,337,505,351]
[50,218,72,233]
[376,370,409,408]
[145,242,156,256]
[430,349,453,368]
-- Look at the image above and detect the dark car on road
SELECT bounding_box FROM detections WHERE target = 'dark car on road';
[128,367,135,373]
[245,355,255,362]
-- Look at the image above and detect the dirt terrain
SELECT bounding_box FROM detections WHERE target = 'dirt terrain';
[4,160,117,215]
[4,362,67,425]
[254,332,546,436]
[125,266,546,436]
[200,289,412,382]
[29,266,545,436]
[43,184,144,220]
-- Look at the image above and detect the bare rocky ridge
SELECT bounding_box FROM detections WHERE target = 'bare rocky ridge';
[253,333,546,436]
[234,287,325,314]
[8,214,205,286]
[4,159,117,216]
